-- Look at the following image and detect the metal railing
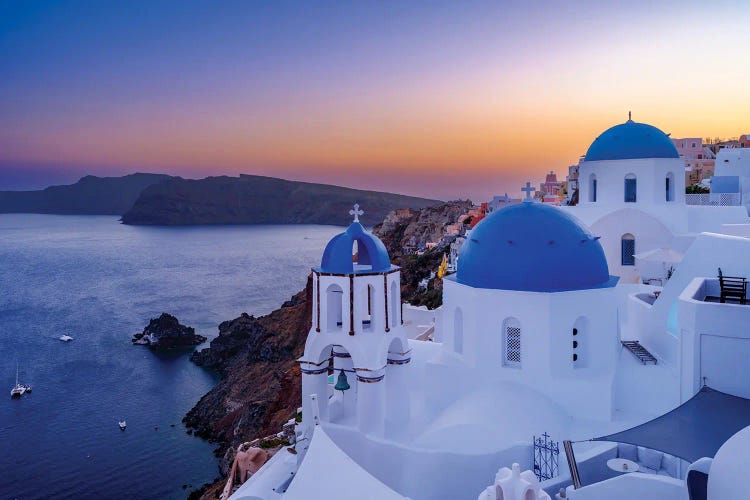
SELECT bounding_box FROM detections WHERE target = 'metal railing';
[685,193,742,206]
[534,432,560,481]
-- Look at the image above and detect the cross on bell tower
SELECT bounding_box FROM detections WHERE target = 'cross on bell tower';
[349,203,364,223]
[521,182,536,202]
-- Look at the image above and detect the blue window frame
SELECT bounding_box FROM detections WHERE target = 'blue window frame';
[624,178,637,202]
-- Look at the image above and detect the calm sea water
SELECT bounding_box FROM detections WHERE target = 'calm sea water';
[0,215,339,500]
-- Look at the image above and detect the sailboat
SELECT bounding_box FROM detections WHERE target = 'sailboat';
[10,365,25,398]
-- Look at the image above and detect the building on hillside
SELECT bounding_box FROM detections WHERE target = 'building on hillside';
[488,194,521,214]
[672,137,715,186]
[740,134,749,148]
[566,164,579,204]
[706,138,741,155]
[466,202,488,228]
[713,147,750,215]
[539,170,564,204]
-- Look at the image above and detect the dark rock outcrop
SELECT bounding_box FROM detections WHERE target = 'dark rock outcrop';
[184,279,312,461]
[121,174,441,226]
[132,313,206,349]
[0,173,172,215]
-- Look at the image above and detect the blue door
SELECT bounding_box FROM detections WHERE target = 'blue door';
[621,238,635,266]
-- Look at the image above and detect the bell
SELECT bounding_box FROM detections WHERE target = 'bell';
[334,369,350,392]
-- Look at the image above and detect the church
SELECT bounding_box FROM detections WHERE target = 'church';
[230,119,750,500]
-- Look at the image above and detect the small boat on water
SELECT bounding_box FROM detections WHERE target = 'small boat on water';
[10,365,25,398]
[59,335,74,342]
[119,420,127,431]
[24,385,32,393]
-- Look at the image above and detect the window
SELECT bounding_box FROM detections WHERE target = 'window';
[588,173,597,202]
[666,172,675,202]
[325,284,344,331]
[624,175,637,202]
[621,234,635,266]
[503,318,521,368]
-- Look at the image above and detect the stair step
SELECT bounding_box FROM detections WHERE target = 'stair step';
[621,340,658,365]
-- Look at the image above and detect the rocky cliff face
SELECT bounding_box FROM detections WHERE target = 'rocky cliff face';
[374,200,473,308]
[184,279,312,470]
[132,313,206,349]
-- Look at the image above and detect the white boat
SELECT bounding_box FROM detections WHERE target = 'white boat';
[118,420,127,431]
[10,365,25,398]
[59,335,74,342]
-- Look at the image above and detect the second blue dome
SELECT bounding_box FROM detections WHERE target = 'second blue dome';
[456,203,614,292]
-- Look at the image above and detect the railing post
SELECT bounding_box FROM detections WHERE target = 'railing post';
[563,440,582,490]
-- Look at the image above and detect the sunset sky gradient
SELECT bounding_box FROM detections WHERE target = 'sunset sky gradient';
[1,1,748,200]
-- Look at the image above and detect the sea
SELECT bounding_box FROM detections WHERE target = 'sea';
[0,215,340,500]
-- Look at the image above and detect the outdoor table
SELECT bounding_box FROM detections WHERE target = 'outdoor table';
[607,458,639,473]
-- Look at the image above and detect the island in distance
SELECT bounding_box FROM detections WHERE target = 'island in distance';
[0,173,441,226]
[132,313,207,349]
[120,174,441,226]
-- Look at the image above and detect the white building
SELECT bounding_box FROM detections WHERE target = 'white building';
[713,147,750,215]
[231,121,750,500]
[565,116,750,283]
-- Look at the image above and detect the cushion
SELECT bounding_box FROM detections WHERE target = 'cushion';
[657,469,671,477]
[618,443,638,462]
[638,446,664,471]
[639,466,657,474]
[661,454,679,478]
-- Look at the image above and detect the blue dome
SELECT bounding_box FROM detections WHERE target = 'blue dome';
[584,120,679,161]
[456,203,614,292]
[318,222,392,274]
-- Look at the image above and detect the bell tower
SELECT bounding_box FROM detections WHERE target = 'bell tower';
[299,205,411,438]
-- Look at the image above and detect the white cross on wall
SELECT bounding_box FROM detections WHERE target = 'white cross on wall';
[349,203,364,222]
[521,182,536,202]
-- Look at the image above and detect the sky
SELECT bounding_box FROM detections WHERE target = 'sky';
[1,1,748,200]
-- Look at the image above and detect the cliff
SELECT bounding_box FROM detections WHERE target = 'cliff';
[0,173,171,215]
[373,200,473,308]
[121,175,440,226]
[184,281,312,468]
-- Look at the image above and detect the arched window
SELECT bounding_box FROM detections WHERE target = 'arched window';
[624,174,637,202]
[589,173,597,202]
[325,284,344,331]
[502,317,521,368]
[363,284,376,331]
[621,233,635,266]
[666,172,675,202]
[454,308,464,354]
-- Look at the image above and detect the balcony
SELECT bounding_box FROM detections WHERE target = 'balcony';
[685,193,742,206]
